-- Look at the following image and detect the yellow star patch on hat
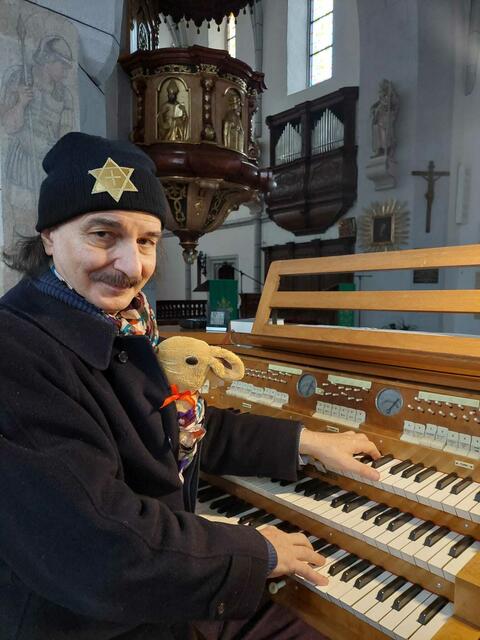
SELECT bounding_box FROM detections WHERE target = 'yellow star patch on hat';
[88,157,138,202]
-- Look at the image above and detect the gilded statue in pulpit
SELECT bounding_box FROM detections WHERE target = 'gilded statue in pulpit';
[157,78,189,142]
[222,88,244,153]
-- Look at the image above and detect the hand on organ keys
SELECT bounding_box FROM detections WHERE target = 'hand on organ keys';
[298,430,382,482]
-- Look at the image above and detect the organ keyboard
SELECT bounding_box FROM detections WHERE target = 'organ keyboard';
[180,245,480,639]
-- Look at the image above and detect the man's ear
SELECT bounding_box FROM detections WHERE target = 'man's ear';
[40,230,54,256]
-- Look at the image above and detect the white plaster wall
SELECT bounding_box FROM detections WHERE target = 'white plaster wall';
[355,0,457,333]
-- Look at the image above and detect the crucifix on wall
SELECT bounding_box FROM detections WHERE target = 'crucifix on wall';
[411,161,449,233]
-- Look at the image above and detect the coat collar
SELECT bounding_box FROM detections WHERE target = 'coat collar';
[1,278,117,370]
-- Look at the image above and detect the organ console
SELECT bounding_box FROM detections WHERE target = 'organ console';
[193,245,480,640]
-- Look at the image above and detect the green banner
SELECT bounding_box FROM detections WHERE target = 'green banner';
[208,279,238,320]
[338,282,355,327]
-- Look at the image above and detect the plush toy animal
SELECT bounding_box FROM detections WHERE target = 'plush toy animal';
[156,336,245,477]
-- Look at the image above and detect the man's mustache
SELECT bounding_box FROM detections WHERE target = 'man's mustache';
[90,271,141,289]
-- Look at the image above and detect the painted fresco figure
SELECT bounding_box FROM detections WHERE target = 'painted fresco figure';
[0,35,74,194]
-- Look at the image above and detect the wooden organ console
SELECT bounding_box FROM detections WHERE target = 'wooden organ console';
[196,245,480,640]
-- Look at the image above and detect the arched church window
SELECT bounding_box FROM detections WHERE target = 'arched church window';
[226,13,236,58]
[308,0,334,86]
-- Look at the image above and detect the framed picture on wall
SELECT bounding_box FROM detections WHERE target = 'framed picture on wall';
[372,215,393,244]
[358,199,410,252]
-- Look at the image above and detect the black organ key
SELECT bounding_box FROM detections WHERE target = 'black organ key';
[401,462,424,479]
[294,478,318,493]
[217,497,241,514]
[371,453,394,469]
[314,484,340,500]
[197,486,225,502]
[277,521,300,533]
[417,595,449,625]
[318,544,340,558]
[354,565,384,589]
[239,509,265,525]
[388,512,413,532]
[279,479,295,486]
[331,491,358,508]
[210,495,236,511]
[251,512,277,527]
[448,535,475,558]
[474,490,480,503]
[415,466,437,483]
[328,553,359,576]
[312,538,328,551]
[226,501,252,517]
[303,480,326,497]
[450,476,473,495]
[362,503,389,521]
[342,496,370,513]
[392,583,423,611]
[198,479,208,489]
[409,520,435,541]
[341,559,372,583]
[424,526,450,547]
[435,472,458,490]
[374,507,401,526]
[376,576,407,602]
[389,459,412,475]
[359,454,374,464]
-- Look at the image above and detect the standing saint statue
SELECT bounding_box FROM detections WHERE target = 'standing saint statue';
[157,78,189,142]
[222,89,244,153]
[370,79,399,158]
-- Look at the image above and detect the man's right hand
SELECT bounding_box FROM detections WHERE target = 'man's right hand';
[259,526,328,586]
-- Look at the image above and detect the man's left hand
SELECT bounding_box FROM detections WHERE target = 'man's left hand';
[299,429,382,482]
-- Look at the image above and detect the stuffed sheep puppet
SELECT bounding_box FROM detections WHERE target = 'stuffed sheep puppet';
[156,336,245,476]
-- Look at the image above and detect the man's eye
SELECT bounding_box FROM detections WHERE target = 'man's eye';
[138,238,157,246]
[93,231,111,239]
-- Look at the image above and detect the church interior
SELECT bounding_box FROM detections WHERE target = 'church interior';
[2,1,480,639]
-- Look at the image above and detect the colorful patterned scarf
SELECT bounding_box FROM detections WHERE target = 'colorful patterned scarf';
[105,291,160,350]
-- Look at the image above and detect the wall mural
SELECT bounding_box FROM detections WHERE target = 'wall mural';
[0,1,79,292]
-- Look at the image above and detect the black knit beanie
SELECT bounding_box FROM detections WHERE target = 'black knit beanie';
[36,132,168,231]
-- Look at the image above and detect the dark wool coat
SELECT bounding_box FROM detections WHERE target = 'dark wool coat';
[0,278,302,640]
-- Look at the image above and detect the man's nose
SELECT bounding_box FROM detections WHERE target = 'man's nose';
[114,242,143,280]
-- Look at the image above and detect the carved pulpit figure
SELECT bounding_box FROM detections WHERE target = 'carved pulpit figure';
[157,78,189,142]
[370,79,399,158]
[222,89,244,153]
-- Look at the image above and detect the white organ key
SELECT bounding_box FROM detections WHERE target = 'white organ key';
[442,481,479,515]
[427,533,463,577]
[426,478,462,511]
[408,602,453,640]
[414,472,448,507]
[386,518,424,559]
[341,567,387,610]
[414,530,459,571]
[375,459,404,490]
[470,501,480,522]
[399,525,435,564]
[367,580,414,630]
[352,571,395,619]
[442,540,480,582]
[380,587,431,637]
[455,486,480,519]
[390,594,438,640]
